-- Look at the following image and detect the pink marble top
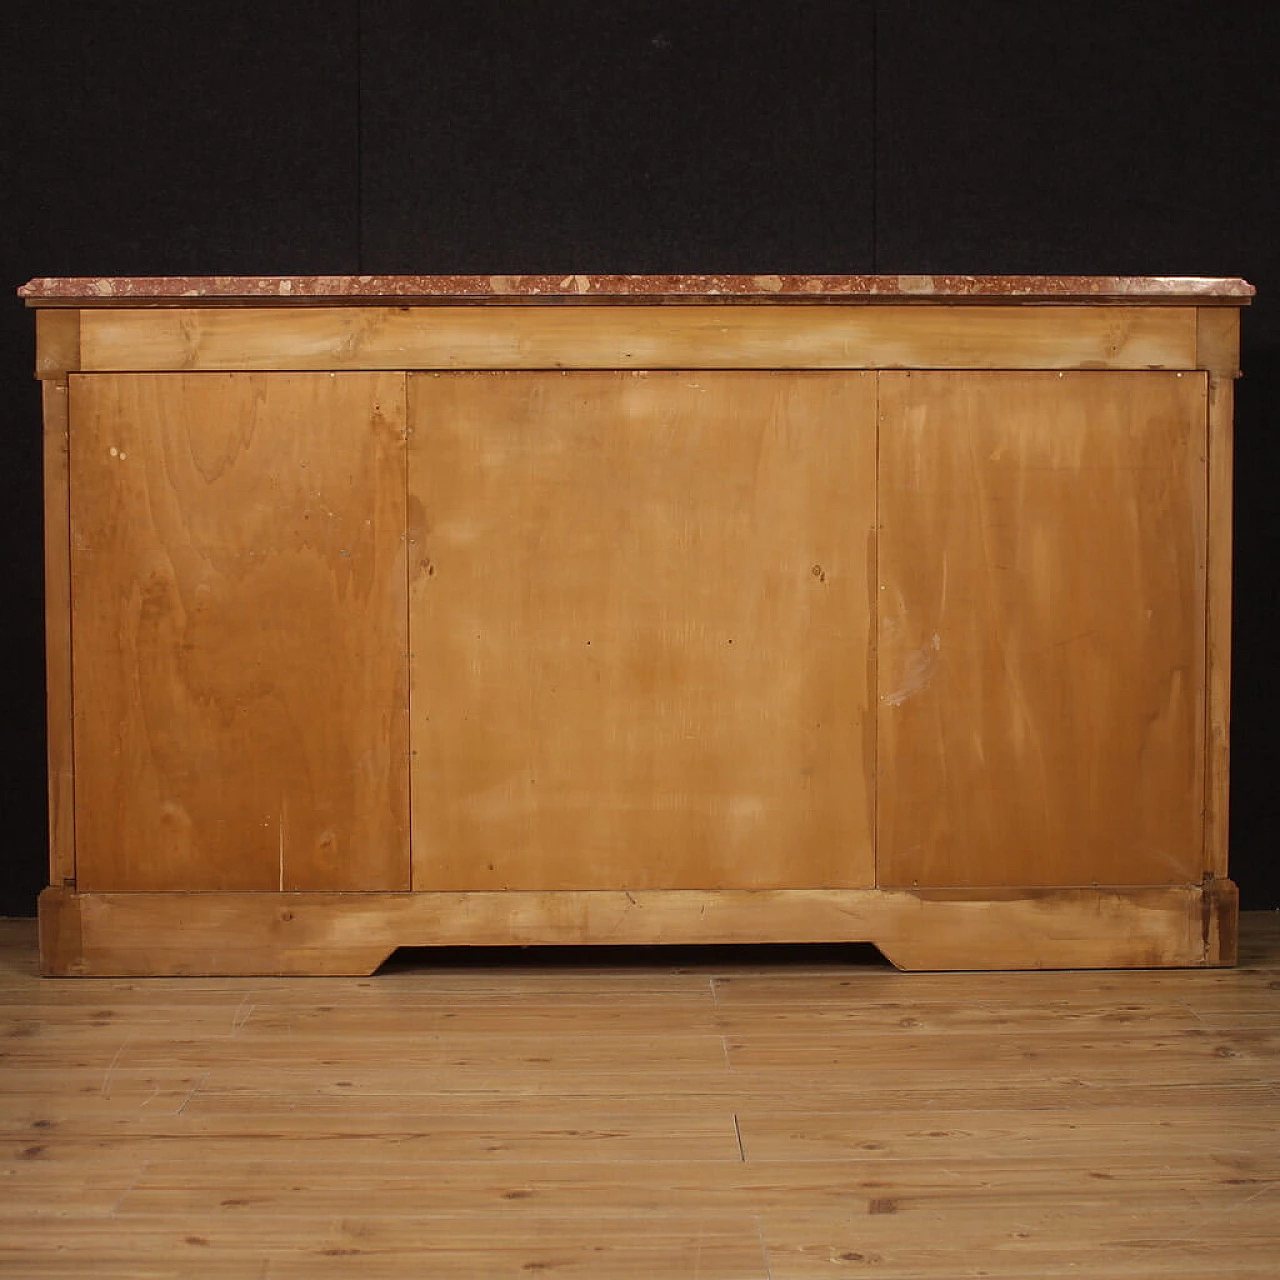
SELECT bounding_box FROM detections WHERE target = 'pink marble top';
[19,274,1255,306]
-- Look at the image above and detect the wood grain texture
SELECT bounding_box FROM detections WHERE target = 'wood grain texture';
[36,883,1235,976]
[35,309,80,378]
[1205,373,1234,880]
[1199,307,1240,881]
[1196,305,1242,377]
[407,371,876,892]
[1204,876,1239,965]
[877,371,1208,888]
[75,304,1199,372]
[4,911,1275,1275]
[67,372,410,892]
[42,380,75,886]
[35,294,1244,979]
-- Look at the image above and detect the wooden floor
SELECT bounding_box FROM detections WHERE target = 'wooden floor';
[1,916,1276,1278]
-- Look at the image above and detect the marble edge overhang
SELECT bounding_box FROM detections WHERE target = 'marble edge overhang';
[18,273,1256,306]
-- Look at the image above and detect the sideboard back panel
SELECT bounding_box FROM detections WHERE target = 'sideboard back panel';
[876,370,1208,888]
[68,372,412,892]
[407,370,877,891]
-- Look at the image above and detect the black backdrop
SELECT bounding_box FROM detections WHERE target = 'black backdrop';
[3,2,1277,915]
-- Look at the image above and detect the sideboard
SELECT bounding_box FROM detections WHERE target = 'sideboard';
[21,273,1251,975]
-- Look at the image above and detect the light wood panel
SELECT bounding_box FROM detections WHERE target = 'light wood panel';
[877,371,1208,888]
[75,303,1199,371]
[407,371,877,892]
[36,884,1233,976]
[67,372,410,892]
[1,916,1276,1278]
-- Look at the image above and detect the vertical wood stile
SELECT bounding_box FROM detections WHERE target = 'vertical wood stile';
[872,371,882,889]
[36,309,81,887]
[1197,307,1241,883]
[41,379,76,886]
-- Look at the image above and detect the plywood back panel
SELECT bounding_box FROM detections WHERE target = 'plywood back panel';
[877,371,1207,888]
[408,370,876,891]
[69,372,410,892]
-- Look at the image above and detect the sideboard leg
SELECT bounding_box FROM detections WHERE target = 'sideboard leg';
[38,886,83,976]
[1203,876,1239,966]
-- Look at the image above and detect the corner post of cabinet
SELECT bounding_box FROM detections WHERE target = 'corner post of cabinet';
[36,307,81,889]
[1195,306,1241,887]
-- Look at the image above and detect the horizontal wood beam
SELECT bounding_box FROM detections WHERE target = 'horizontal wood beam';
[76,305,1200,373]
[40,884,1235,976]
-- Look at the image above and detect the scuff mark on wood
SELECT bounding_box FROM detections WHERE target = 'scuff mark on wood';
[884,634,941,707]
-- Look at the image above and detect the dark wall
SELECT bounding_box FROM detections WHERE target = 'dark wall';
[3,2,1277,914]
